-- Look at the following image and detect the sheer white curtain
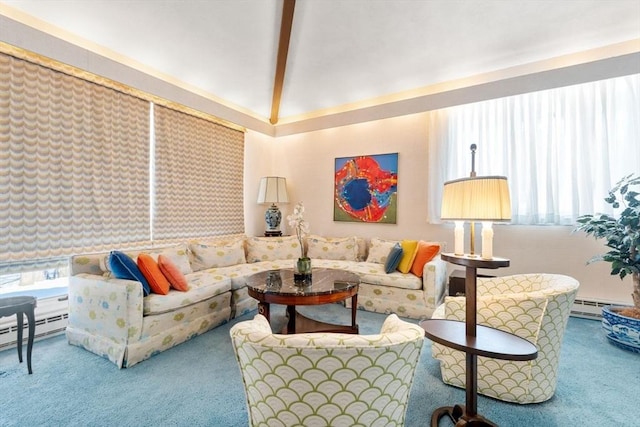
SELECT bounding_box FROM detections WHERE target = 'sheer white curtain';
[428,74,640,225]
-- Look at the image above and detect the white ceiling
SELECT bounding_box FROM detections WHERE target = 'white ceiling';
[1,0,639,126]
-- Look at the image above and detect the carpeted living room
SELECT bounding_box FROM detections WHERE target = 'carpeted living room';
[1,1,639,427]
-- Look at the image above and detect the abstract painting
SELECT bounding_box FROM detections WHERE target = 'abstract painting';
[334,153,398,223]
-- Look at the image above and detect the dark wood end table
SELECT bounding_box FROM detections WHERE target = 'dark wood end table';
[0,296,37,374]
[246,268,359,334]
[421,253,537,427]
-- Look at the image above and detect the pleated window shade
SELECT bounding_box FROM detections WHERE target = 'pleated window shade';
[153,105,245,241]
[0,52,151,274]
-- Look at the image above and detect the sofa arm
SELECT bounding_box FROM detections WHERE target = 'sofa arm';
[422,255,448,312]
[68,274,144,343]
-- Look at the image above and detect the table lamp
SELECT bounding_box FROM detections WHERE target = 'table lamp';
[257,176,289,236]
[441,175,511,259]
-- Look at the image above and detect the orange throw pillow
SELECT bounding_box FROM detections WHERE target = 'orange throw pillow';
[410,241,441,277]
[137,253,171,295]
[158,254,189,292]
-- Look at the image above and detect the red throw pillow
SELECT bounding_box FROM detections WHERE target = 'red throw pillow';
[158,254,189,292]
[137,253,171,295]
[410,241,440,277]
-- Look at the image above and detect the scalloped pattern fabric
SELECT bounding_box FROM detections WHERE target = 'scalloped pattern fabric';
[230,314,424,427]
[432,273,579,404]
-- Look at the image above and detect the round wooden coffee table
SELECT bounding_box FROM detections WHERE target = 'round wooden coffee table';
[246,268,359,334]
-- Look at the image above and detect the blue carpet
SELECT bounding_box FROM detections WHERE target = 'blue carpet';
[0,305,636,426]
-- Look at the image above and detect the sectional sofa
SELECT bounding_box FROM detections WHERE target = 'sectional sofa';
[66,234,447,367]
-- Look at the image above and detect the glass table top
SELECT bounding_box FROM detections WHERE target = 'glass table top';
[245,268,359,297]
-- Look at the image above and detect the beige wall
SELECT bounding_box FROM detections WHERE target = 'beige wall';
[245,114,634,306]
[2,13,634,305]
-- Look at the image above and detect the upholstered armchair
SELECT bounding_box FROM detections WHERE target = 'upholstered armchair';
[431,273,579,404]
[230,314,424,427]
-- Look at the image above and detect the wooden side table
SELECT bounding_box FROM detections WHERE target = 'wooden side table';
[421,253,537,426]
[0,296,37,374]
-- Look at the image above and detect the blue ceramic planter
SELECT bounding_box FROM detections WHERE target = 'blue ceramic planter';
[602,305,640,354]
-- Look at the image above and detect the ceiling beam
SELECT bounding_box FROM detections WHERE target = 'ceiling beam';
[270,0,296,125]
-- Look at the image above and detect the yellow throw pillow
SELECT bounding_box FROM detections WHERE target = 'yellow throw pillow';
[397,240,419,274]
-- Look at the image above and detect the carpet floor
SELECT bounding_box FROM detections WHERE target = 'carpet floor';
[0,304,636,426]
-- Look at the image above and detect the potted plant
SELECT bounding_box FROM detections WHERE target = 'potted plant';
[575,174,640,353]
[287,202,311,278]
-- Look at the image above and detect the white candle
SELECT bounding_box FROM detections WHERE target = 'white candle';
[454,221,464,255]
[481,222,494,259]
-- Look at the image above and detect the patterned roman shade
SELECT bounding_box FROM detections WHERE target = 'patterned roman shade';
[0,52,151,273]
[153,105,244,241]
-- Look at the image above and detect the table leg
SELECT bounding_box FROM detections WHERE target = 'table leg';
[16,311,23,364]
[258,302,270,322]
[466,353,477,417]
[286,305,296,334]
[26,305,35,374]
[351,294,358,332]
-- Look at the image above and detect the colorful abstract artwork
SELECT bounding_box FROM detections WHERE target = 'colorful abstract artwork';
[334,153,398,223]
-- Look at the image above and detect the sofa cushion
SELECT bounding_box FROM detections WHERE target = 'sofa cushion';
[410,241,441,277]
[306,235,358,261]
[348,262,423,290]
[108,251,151,296]
[366,237,399,264]
[246,236,300,262]
[137,253,171,295]
[158,254,189,291]
[189,238,246,271]
[397,240,419,274]
[143,271,231,315]
[384,243,404,273]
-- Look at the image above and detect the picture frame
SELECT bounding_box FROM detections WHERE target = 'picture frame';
[334,153,398,223]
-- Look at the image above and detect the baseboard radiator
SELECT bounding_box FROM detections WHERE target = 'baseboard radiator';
[0,296,621,348]
[570,298,614,320]
[0,296,69,351]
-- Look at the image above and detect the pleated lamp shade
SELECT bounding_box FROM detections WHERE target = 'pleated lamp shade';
[441,176,511,221]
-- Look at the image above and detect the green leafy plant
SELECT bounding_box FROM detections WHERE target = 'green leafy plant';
[575,174,640,318]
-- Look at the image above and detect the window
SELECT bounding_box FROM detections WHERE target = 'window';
[427,74,640,225]
[0,48,245,281]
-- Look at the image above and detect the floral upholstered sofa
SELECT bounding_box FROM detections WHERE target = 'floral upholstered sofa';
[66,234,447,368]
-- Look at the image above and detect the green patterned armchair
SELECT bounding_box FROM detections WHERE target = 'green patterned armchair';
[432,273,579,404]
[230,314,424,426]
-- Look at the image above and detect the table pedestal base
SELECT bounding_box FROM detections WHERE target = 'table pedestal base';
[431,405,497,427]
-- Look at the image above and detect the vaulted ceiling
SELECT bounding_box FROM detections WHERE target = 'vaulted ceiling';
[1,0,639,134]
